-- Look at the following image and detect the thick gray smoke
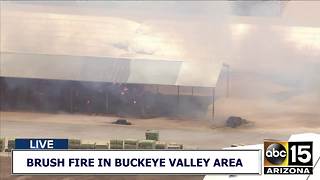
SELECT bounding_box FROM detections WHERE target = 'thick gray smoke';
[1,1,319,127]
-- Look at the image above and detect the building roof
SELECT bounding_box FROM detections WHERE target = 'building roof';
[0,4,222,87]
[1,52,183,86]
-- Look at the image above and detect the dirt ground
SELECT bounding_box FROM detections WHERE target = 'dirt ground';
[0,111,319,180]
[1,111,319,148]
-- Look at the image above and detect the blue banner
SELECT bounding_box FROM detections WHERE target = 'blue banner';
[15,139,68,149]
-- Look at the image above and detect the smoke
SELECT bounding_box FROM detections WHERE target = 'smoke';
[214,68,320,128]
[203,2,320,127]
[1,1,320,126]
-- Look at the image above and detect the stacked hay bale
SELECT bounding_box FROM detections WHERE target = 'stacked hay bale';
[155,141,167,149]
[145,130,159,141]
[167,143,183,150]
[6,139,15,152]
[68,139,81,149]
[95,142,109,149]
[0,138,5,152]
[110,139,123,149]
[80,140,95,149]
[124,139,138,149]
[138,140,155,149]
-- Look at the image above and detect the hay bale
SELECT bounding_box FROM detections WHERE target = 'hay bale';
[124,139,138,149]
[69,144,80,149]
[124,144,137,149]
[79,140,95,149]
[69,139,81,145]
[178,144,183,149]
[110,144,123,149]
[167,143,183,149]
[95,142,109,149]
[95,144,109,149]
[167,145,180,149]
[110,139,123,145]
[124,139,138,145]
[68,139,81,149]
[155,142,167,149]
[0,138,5,152]
[110,139,124,149]
[145,130,159,141]
[6,139,15,152]
[138,140,155,149]
[80,143,95,149]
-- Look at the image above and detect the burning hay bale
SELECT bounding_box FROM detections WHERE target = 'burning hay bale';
[68,139,81,149]
[124,139,138,149]
[112,119,132,125]
[6,139,15,152]
[225,116,248,128]
[110,139,124,149]
[0,138,4,152]
[138,140,155,149]
[155,141,167,149]
[145,130,159,141]
[167,143,183,150]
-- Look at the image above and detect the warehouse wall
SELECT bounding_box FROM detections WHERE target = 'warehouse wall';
[0,77,213,120]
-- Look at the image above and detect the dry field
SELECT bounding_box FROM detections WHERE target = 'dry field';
[1,111,319,149]
[0,111,319,180]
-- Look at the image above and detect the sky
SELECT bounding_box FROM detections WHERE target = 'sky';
[1,1,320,125]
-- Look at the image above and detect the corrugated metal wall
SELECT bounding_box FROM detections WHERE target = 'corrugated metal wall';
[0,77,214,120]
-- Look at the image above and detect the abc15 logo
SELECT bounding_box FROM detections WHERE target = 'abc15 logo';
[264,141,313,166]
